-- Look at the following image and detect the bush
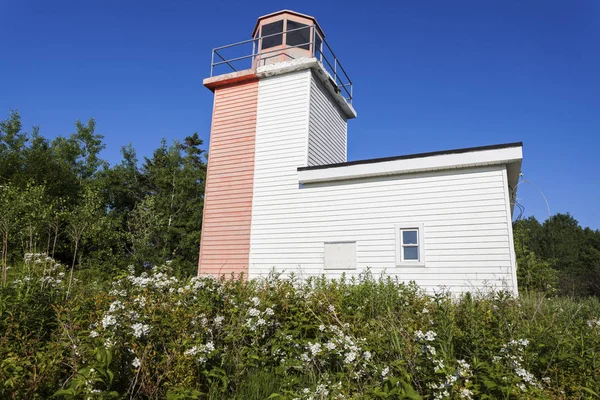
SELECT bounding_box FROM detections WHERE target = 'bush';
[1,261,600,399]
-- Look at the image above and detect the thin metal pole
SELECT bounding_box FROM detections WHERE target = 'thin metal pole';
[334,58,337,84]
[311,25,315,58]
[210,50,215,76]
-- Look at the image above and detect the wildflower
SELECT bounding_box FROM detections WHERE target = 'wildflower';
[264,307,274,316]
[381,367,390,378]
[344,350,357,364]
[248,308,260,317]
[308,342,322,356]
[214,315,225,326]
[89,330,99,338]
[104,338,114,349]
[319,324,325,332]
[459,388,473,399]
[185,346,199,356]
[131,323,150,338]
[363,351,372,360]
[101,315,117,329]
[108,300,124,313]
[325,341,337,351]
[132,357,141,368]
[205,342,215,352]
[328,304,335,313]
[251,297,261,306]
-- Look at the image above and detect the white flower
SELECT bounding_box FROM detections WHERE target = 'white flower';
[131,323,150,338]
[344,350,357,364]
[132,357,141,368]
[459,388,473,399]
[264,307,274,316]
[185,346,199,356]
[324,341,337,351]
[101,315,117,329]
[318,324,325,332]
[363,351,372,361]
[251,297,261,306]
[328,304,335,313]
[214,315,225,326]
[308,342,322,356]
[205,342,215,352]
[248,308,260,317]
[108,300,124,313]
[104,338,114,349]
[381,367,390,378]
[89,330,99,338]
[458,359,470,370]
[425,345,436,355]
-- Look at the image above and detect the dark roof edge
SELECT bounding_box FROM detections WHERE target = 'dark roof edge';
[298,142,523,172]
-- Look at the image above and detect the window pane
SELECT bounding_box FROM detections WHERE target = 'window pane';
[261,20,283,49]
[403,246,419,261]
[286,20,310,50]
[402,230,418,245]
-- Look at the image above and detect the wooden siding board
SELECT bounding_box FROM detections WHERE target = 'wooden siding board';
[198,79,259,277]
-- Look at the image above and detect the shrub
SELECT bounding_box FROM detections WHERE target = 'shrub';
[1,262,599,399]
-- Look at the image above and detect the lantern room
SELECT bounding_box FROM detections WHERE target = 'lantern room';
[252,10,325,67]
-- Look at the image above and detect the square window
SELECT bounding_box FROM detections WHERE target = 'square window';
[261,20,283,49]
[286,20,311,50]
[395,224,425,266]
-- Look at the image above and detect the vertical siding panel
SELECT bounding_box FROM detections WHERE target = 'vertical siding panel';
[198,79,259,278]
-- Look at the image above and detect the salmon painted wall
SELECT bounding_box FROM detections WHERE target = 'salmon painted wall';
[198,78,259,277]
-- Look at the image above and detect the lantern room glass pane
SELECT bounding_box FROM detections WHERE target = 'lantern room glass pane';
[402,230,418,245]
[261,20,283,49]
[315,33,323,57]
[286,20,310,50]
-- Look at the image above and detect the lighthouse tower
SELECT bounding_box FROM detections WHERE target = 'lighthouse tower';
[198,10,356,277]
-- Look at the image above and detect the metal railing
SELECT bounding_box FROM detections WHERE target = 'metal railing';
[210,24,353,103]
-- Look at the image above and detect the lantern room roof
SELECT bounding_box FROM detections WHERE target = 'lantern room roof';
[251,10,325,38]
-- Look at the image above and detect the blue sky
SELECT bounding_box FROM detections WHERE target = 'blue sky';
[1,1,599,229]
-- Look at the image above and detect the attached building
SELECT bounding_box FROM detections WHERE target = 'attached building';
[199,10,523,294]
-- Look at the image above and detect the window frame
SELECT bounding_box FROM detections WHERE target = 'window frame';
[395,223,425,267]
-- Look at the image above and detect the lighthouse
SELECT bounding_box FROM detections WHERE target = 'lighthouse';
[198,10,356,277]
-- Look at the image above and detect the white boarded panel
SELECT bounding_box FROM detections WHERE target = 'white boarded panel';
[324,242,356,270]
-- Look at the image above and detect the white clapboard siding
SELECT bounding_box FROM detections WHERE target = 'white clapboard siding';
[248,68,517,294]
[307,74,347,166]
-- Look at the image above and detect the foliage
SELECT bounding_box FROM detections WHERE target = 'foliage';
[2,262,600,399]
[514,215,600,296]
[0,110,206,279]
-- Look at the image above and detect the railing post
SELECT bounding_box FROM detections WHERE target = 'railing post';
[334,58,338,84]
[211,50,215,77]
[311,25,315,58]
